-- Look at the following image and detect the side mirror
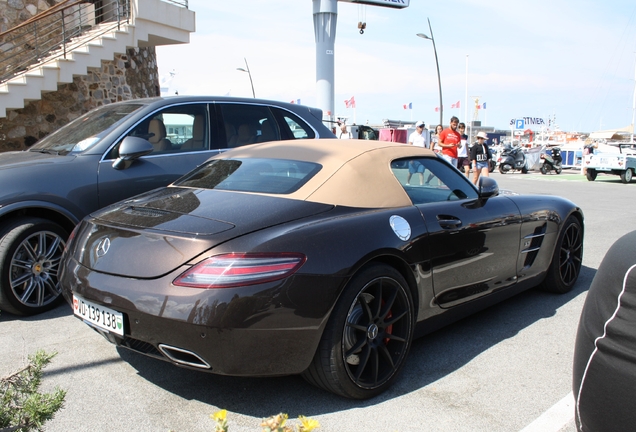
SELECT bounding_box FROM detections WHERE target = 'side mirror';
[112,136,154,170]
[478,176,499,198]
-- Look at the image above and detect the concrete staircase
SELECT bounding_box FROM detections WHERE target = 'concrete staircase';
[0,0,195,118]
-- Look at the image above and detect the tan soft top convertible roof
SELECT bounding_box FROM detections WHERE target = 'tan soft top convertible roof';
[212,139,436,208]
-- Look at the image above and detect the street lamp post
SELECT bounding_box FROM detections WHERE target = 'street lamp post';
[236,57,255,98]
[417,18,443,127]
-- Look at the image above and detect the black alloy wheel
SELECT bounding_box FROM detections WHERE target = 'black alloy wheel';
[540,215,583,294]
[586,169,597,181]
[303,264,414,399]
[0,218,67,315]
[540,165,547,175]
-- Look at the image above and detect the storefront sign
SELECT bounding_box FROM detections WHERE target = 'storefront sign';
[509,117,545,127]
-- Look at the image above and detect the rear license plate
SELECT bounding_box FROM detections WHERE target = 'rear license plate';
[73,295,124,336]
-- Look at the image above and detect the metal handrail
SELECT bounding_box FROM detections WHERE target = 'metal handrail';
[0,0,133,84]
[0,0,188,85]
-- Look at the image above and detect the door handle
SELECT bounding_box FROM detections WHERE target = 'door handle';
[437,218,462,229]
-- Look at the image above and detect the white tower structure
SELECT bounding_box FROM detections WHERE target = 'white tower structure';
[312,0,409,124]
[313,0,338,123]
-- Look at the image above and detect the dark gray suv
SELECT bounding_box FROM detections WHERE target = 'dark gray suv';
[0,96,334,315]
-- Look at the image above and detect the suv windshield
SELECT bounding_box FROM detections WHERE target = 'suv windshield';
[30,103,143,155]
[174,158,322,194]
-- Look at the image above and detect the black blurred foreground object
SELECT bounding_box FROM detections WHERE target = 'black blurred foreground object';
[573,230,636,432]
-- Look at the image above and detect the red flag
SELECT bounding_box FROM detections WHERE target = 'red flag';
[434,107,439,112]
[344,96,356,109]
[451,101,460,109]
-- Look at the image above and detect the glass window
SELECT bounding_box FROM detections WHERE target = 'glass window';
[112,104,208,158]
[256,118,281,143]
[359,125,378,140]
[174,158,322,194]
[30,103,143,155]
[163,113,195,146]
[273,109,316,140]
[390,157,478,205]
[218,104,278,148]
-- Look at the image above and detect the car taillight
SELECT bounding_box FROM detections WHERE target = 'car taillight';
[173,253,306,288]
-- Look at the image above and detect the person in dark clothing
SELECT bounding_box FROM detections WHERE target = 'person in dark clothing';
[573,230,636,432]
[469,131,491,185]
[456,122,470,177]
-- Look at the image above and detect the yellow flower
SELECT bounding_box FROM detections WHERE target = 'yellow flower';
[212,409,227,421]
[261,413,288,430]
[278,413,288,427]
[298,415,320,431]
[211,409,228,432]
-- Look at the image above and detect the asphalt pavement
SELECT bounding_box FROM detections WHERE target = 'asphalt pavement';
[1,167,633,432]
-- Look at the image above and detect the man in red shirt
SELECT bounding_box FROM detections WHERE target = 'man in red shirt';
[438,116,462,168]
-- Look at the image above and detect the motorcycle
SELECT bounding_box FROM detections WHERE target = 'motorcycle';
[498,146,528,174]
[539,147,563,174]
[488,148,497,172]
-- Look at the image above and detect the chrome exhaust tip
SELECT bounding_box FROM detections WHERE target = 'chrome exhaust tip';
[157,344,211,369]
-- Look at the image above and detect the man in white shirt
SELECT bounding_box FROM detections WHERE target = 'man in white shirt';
[408,121,430,148]
[406,121,429,185]
[339,123,352,139]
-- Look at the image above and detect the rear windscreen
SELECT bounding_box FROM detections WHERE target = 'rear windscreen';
[174,158,322,194]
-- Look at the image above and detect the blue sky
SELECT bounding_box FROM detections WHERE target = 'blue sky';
[157,1,636,132]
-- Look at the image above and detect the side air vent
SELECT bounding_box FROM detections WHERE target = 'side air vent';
[521,223,547,269]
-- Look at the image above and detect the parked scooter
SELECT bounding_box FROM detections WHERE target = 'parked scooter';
[540,147,563,174]
[488,148,497,173]
[498,145,528,174]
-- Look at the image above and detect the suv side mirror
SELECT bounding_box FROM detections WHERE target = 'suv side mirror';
[478,176,499,198]
[112,136,154,170]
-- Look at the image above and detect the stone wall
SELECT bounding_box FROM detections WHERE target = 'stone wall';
[0,0,59,34]
[0,1,160,152]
